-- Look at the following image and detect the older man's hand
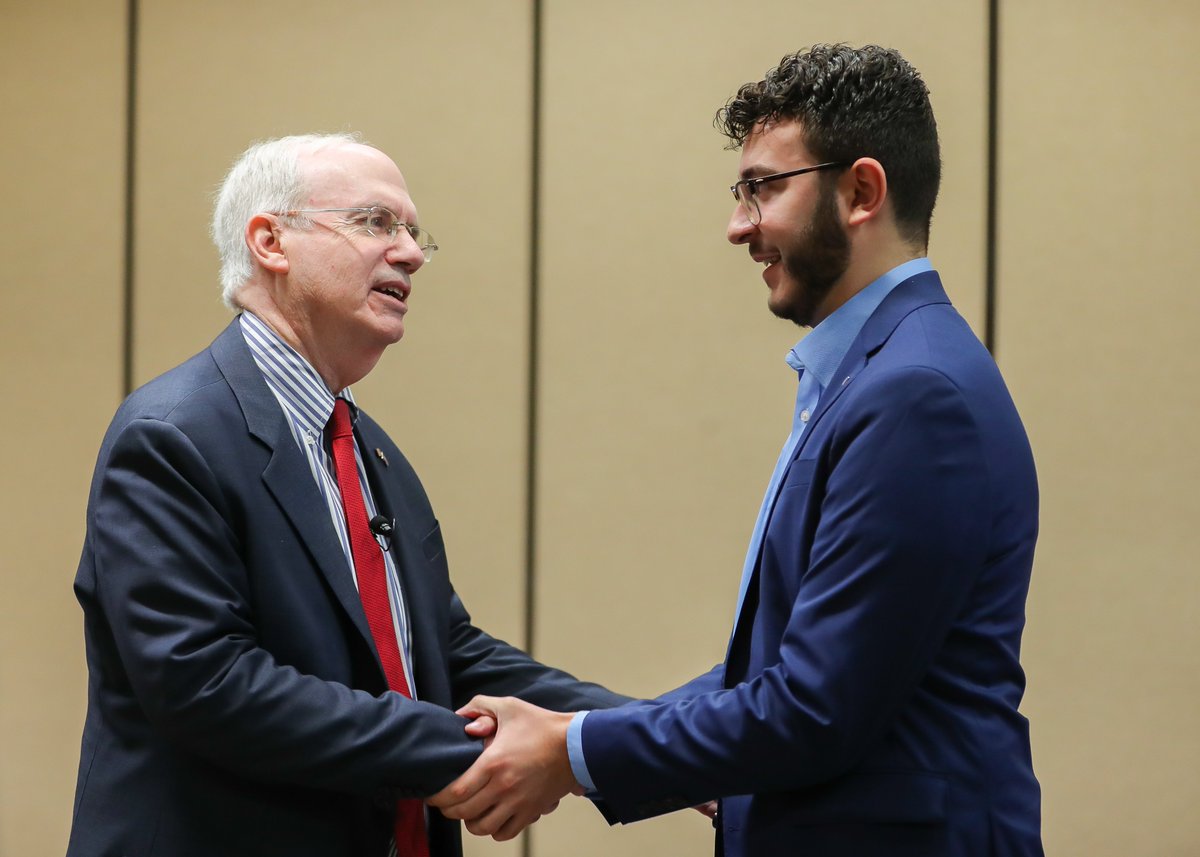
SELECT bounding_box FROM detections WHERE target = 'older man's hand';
[429,696,579,841]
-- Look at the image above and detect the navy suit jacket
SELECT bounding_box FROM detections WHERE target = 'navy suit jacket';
[582,272,1042,856]
[69,320,627,857]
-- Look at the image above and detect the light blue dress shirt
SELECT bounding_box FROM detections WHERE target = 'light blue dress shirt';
[567,257,934,792]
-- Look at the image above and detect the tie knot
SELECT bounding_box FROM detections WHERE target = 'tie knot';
[328,398,354,440]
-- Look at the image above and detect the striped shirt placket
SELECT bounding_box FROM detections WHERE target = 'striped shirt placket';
[240,312,416,695]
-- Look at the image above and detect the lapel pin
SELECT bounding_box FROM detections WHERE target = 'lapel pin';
[374,448,389,467]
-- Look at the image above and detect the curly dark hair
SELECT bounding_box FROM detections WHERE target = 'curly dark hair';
[716,44,941,246]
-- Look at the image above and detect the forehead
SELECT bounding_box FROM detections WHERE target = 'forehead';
[738,119,814,176]
[299,143,416,214]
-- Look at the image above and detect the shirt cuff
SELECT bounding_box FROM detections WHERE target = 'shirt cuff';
[566,710,595,792]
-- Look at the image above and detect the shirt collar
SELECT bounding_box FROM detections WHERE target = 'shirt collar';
[239,311,358,433]
[787,257,933,388]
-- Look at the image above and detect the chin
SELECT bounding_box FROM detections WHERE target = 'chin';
[768,284,816,328]
[371,318,406,345]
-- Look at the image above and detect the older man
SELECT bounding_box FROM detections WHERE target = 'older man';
[431,44,1043,857]
[68,133,626,857]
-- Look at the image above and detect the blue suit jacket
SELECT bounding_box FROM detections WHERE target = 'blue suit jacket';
[69,321,627,857]
[582,272,1042,856]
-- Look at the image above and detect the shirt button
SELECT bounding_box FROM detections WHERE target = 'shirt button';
[800,410,810,423]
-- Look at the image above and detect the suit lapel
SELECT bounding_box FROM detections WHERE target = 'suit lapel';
[725,272,953,675]
[789,271,953,461]
[209,320,375,648]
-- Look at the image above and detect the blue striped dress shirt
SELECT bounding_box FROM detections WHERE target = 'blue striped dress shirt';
[239,311,417,696]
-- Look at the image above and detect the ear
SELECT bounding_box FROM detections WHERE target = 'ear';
[246,213,290,276]
[843,158,888,228]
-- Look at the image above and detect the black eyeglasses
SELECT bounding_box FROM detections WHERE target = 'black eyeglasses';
[730,162,848,225]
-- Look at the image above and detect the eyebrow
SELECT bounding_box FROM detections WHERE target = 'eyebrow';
[356,203,420,225]
[738,165,781,181]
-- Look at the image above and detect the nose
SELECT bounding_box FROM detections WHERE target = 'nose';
[386,230,425,273]
[727,203,756,245]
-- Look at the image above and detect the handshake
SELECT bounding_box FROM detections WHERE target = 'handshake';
[427,695,580,841]
[428,696,716,841]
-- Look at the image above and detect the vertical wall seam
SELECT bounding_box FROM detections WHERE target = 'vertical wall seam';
[984,0,1000,354]
[521,3,543,855]
[523,0,543,657]
[121,0,138,396]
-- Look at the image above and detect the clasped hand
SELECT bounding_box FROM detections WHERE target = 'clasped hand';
[427,696,579,841]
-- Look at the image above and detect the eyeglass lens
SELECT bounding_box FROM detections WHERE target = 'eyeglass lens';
[362,208,437,262]
[735,185,761,226]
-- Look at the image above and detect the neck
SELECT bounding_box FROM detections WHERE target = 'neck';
[237,284,375,392]
[813,236,925,326]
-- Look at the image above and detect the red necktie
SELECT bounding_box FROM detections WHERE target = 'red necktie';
[328,399,429,857]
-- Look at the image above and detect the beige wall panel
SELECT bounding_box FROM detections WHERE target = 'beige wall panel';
[998,2,1200,855]
[0,1,127,854]
[533,3,987,854]
[133,0,533,663]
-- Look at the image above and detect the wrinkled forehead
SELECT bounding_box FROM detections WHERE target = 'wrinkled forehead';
[297,142,417,216]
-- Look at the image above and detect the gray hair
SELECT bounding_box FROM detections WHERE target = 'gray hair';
[211,132,361,309]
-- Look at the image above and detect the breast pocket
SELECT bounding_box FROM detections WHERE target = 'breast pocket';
[418,521,452,606]
[421,521,446,564]
[779,457,817,494]
[765,458,819,554]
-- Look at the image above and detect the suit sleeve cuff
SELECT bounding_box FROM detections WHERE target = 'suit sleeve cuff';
[567,710,595,792]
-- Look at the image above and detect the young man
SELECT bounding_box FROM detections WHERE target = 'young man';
[431,44,1043,857]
